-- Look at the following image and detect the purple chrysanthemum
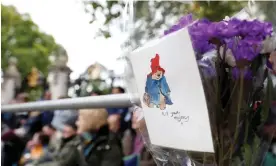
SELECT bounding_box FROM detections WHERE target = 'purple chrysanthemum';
[232,67,252,79]
[239,19,273,40]
[188,19,215,54]
[227,38,262,62]
[164,13,194,36]
[164,14,273,58]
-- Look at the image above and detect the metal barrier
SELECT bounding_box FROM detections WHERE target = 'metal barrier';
[1,94,140,113]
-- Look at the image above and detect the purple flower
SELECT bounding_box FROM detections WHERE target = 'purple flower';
[164,14,194,36]
[238,20,273,40]
[263,22,273,36]
[227,18,242,34]
[188,18,211,40]
[164,15,215,54]
[179,14,193,27]
[191,39,215,54]
[205,22,218,39]
[204,21,239,39]
[222,19,241,38]
[164,15,273,57]
[227,38,262,62]
[215,22,229,38]
[164,30,169,35]
[232,67,252,79]
[188,19,215,54]
[238,20,251,37]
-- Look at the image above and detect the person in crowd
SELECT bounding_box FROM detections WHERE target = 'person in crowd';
[29,108,123,166]
[40,91,54,127]
[90,90,102,96]
[21,111,44,139]
[91,92,99,96]
[111,86,124,94]
[42,124,57,140]
[42,124,62,153]
[15,93,30,128]
[2,93,29,130]
[51,96,78,132]
[122,109,156,166]
[2,127,26,166]
[107,87,131,133]
[76,108,124,166]
[11,92,53,140]
[108,114,122,137]
[19,132,50,166]
[1,97,29,166]
[2,100,19,129]
[32,116,79,166]
[16,92,30,103]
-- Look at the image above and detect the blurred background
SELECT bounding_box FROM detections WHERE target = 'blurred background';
[2,0,276,101]
[1,1,276,166]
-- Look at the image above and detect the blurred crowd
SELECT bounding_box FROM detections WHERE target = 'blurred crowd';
[1,87,156,166]
[2,87,276,166]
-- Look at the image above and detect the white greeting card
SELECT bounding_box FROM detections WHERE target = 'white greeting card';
[129,28,214,152]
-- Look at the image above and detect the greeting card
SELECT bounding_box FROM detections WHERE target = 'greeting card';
[129,27,214,152]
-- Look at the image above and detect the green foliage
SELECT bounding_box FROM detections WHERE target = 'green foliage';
[1,5,64,78]
[195,1,246,21]
[84,1,245,47]
[232,157,242,166]
[78,79,111,97]
[252,135,261,158]
[28,87,43,101]
[242,144,252,166]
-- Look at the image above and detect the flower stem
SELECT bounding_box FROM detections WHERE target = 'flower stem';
[229,70,244,163]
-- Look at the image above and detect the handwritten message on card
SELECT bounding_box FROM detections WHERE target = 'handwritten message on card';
[130,27,214,152]
[162,111,189,125]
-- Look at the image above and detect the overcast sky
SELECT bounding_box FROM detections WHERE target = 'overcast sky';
[2,0,126,79]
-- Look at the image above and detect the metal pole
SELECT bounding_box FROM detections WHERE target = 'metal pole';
[1,94,140,113]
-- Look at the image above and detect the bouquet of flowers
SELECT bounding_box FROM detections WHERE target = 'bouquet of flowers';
[164,13,276,165]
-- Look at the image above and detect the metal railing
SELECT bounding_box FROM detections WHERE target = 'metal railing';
[1,94,140,113]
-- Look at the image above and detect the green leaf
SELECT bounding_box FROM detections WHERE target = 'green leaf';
[232,157,242,165]
[251,135,261,164]
[244,119,249,143]
[104,15,113,25]
[102,30,111,38]
[107,1,119,9]
[91,2,102,10]
[242,144,252,166]
[252,135,261,153]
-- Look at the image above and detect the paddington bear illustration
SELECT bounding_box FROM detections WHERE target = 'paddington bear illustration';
[143,54,173,110]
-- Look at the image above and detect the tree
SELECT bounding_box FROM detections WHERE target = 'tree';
[83,1,245,47]
[1,5,64,78]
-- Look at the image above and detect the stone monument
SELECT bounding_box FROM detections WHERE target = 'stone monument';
[47,54,72,100]
[1,57,21,104]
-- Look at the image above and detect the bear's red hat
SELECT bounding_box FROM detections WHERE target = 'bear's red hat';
[150,54,165,74]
